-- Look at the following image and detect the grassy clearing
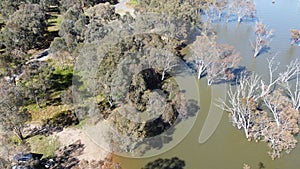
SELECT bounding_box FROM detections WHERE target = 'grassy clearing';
[8,135,22,146]
[28,135,60,158]
[127,0,139,6]
[27,104,71,123]
[47,14,62,32]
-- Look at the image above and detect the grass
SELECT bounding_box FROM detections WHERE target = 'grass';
[47,14,62,32]
[25,66,74,123]
[127,0,139,6]
[28,135,60,159]
[8,135,22,146]
[72,118,89,129]
[27,104,71,123]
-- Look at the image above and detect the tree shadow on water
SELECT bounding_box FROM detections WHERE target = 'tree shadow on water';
[142,157,186,169]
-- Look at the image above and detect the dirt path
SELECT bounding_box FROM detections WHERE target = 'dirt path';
[56,128,109,161]
[115,0,135,16]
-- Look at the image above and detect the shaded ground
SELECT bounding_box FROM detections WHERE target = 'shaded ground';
[56,128,109,161]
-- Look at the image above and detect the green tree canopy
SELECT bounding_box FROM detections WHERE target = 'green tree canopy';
[0,4,47,52]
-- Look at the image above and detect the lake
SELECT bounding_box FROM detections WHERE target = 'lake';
[114,0,300,168]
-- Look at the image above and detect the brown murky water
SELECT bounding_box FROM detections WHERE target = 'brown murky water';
[114,0,300,168]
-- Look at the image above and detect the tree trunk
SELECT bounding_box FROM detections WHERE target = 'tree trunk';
[238,16,242,23]
[207,78,213,86]
[244,127,249,139]
[254,50,259,58]
[35,96,41,108]
[161,71,165,81]
[198,70,202,79]
[14,128,25,140]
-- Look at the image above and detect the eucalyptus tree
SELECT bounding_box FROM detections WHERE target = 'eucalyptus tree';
[1,4,47,52]
[290,29,300,45]
[251,22,273,58]
[0,81,31,140]
[189,33,241,85]
[227,0,256,23]
[55,5,88,53]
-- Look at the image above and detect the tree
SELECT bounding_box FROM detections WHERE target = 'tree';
[0,4,47,52]
[206,43,241,85]
[189,34,218,80]
[215,0,229,21]
[227,0,256,23]
[19,62,55,108]
[219,73,261,138]
[260,56,280,97]
[136,0,201,24]
[58,0,82,13]
[0,81,31,140]
[85,2,119,23]
[145,90,167,120]
[148,48,178,80]
[290,29,300,46]
[251,22,273,57]
[189,34,241,85]
[279,59,300,110]
[55,5,88,53]
[219,58,300,159]
[0,0,23,20]
[83,3,120,43]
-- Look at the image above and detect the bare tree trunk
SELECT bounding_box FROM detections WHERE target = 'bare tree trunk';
[161,70,166,81]
[14,127,25,140]
[35,95,41,108]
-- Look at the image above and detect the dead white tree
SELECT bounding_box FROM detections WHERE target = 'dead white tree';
[260,56,280,97]
[190,35,241,85]
[279,59,300,110]
[215,0,229,21]
[279,59,300,83]
[284,75,300,110]
[190,34,218,79]
[149,49,178,81]
[251,22,273,57]
[206,43,241,85]
[228,0,256,23]
[219,73,261,138]
[263,92,282,127]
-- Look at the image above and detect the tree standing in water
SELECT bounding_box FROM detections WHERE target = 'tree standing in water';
[251,22,273,57]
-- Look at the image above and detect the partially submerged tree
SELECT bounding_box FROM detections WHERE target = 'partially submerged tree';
[260,56,280,97]
[206,43,241,85]
[189,33,241,85]
[251,22,273,57]
[227,0,256,23]
[219,73,261,138]
[279,59,300,110]
[290,29,300,46]
[189,34,218,80]
[215,0,229,21]
[219,58,300,159]
[148,48,178,80]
